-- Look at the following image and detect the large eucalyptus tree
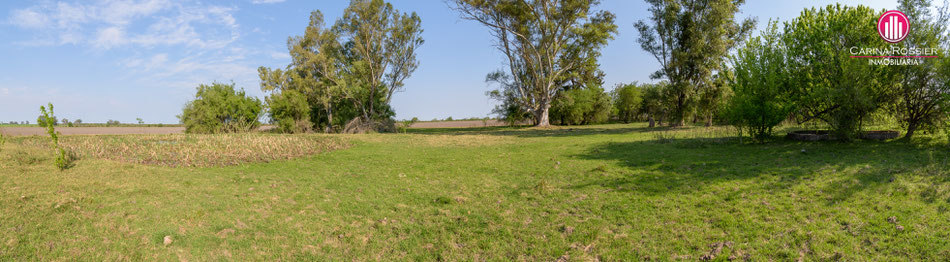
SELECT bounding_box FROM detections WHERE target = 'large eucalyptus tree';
[452,0,617,126]
[260,0,423,133]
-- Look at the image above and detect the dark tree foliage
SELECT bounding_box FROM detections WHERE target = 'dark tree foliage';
[179,83,263,134]
[260,0,423,133]
[612,83,643,123]
[893,0,950,139]
[726,21,795,141]
[635,0,755,127]
[784,4,900,140]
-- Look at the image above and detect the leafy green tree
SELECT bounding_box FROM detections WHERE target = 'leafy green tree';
[179,83,263,134]
[640,82,669,127]
[136,118,144,125]
[551,86,611,125]
[697,70,734,126]
[892,0,950,139]
[453,0,617,126]
[259,0,423,133]
[266,89,312,133]
[726,21,794,141]
[612,83,643,123]
[784,4,899,140]
[635,0,755,127]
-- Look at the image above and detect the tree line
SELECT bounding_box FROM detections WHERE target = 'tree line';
[177,0,950,141]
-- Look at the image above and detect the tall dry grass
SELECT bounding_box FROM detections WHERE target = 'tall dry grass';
[18,134,348,167]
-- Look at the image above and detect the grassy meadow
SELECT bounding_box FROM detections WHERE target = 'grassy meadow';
[1,123,950,260]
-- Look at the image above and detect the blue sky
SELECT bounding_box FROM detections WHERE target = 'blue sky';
[0,0,897,124]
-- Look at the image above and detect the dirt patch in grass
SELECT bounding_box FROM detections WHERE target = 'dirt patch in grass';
[16,134,348,167]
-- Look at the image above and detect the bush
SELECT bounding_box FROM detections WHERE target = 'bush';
[179,83,263,134]
[106,120,121,126]
[611,83,643,123]
[726,22,794,141]
[550,86,611,125]
[266,89,311,133]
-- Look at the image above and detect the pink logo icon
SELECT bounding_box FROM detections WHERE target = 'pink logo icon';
[878,10,909,43]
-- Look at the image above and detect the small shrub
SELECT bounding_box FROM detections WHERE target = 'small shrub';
[267,89,311,133]
[54,148,78,170]
[400,118,419,133]
[106,120,121,126]
[40,103,73,170]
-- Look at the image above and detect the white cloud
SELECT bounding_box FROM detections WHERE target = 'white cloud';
[94,26,126,48]
[8,0,240,50]
[9,8,50,28]
[251,0,286,4]
[7,0,264,110]
[270,51,290,60]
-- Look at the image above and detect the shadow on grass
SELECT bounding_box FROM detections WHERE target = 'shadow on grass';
[571,138,948,204]
[406,123,674,138]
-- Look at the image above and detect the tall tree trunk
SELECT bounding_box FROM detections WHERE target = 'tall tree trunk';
[704,114,712,127]
[672,94,686,127]
[903,122,918,140]
[535,106,551,127]
[648,115,655,127]
[325,105,334,133]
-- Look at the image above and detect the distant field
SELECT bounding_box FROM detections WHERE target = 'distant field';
[2,123,949,260]
[0,121,508,136]
[0,126,187,136]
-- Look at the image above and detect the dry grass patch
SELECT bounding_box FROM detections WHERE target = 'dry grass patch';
[17,134,348,167]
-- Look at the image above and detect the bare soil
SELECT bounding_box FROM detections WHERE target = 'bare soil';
[0,127,186,136]
[0,121,511,136]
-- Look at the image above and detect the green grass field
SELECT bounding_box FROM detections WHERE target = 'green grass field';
[2,123,949,260]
